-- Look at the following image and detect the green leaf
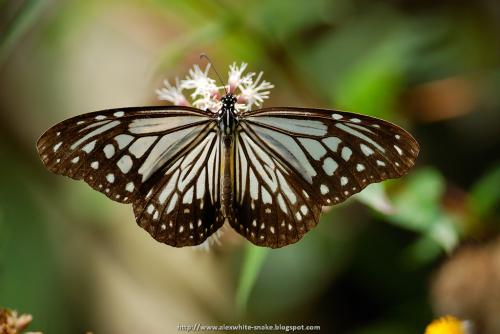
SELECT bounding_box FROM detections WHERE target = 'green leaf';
[236,244,269,311]
[355,183,394,215]
[388,168,459,254]
[401,235,442,269]
[469,163,500,218]
[388,168,445,232]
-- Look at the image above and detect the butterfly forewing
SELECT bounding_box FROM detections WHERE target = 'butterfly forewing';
[232,107,419,247]
[37,106,214,203]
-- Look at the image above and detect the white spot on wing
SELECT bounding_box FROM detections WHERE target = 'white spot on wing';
[129,116,205,134]
[82,140,96,153]
[249,169,258,200]
[261,187,272,204]
[320,184,329,194]
[196,170,206,199]
[182,186,194,204]
[341,147,352,161]
[114,134,134,149]
[277,194,287,213]
[53,142,62,152]
[341,176,348,186]
[103,144,115,158]
[336,123,386,153]
[251,117,328,136]
[129,136,157,158]
[394,145,403,155]
[276,170,296,204]
[166,193,178,214]
[237,143,248,203]
[71,156,80,163]
[356,163,365,172]
[299,138,327,160]
[346,123,374,134]
[159,169,179,204]
[360,144,374,156]
[125,182,134,192]
[106,173,115,183]
[322,137,341,152]
[322,157,338,176]
[114,111,124,117]
[71,121,120,149]
[332,113,342,120]
[117,155,133,174]
[91,161,99,169]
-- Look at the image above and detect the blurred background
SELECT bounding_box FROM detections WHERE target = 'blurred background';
[1,0,499,333]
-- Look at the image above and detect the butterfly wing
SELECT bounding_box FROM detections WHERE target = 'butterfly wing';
[233,130,322,247]
[232,107,419,248]
[37,106,224,246]
[131,129,224,247]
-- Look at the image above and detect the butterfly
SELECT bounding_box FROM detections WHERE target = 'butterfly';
[36,60,419,248]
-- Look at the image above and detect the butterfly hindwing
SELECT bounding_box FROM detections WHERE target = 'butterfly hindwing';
[132,129,225,247]
[232,130,322,247]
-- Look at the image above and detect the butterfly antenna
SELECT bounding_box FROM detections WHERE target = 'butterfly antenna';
[200,53,228,94]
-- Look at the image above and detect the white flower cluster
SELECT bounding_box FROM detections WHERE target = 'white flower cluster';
[157,62,274,112]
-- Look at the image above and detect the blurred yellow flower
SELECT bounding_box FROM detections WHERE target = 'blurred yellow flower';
[425,316,471,334]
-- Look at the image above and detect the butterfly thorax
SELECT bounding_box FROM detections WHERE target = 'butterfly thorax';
[218,94,238,138]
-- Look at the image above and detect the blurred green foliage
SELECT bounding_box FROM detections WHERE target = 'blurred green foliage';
[470,165,500,219]
[1,0,499,333]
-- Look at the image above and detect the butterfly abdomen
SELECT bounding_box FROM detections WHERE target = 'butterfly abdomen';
[221,137,233,219]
